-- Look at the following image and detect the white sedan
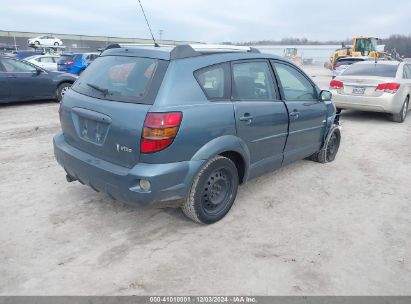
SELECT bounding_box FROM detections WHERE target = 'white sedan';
[28,36,63,47]
[24,54,60,71]
[330,61,411,122]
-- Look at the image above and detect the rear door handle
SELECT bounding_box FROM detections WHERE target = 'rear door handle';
[7,75,16,78]
[289,111,300,119]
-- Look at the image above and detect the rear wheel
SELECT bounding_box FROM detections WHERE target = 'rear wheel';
[57,83,72,102]
[309,126,341,163]
[182,156,239,224]
[54,42,59,46]
[35,41,40,46]
[391,97,409,123]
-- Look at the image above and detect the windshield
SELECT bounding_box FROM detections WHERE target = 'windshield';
[72,56,166,104]
[355,38,377,54]
[342,63,399,77]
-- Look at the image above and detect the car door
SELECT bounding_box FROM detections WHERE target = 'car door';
[231,60,289,179]
[2,58,55,100]
[0,60,11,101]
[271,60,327,164]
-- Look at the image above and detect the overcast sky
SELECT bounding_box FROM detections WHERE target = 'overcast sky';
[1,0,410,42]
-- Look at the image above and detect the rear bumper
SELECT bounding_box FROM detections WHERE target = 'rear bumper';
[332,92,402,113]
[53,133,204,207]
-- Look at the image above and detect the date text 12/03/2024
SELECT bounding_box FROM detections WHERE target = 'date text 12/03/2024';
[149,296,257,303]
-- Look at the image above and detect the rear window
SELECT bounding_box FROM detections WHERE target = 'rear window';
[342,63,399,77]
[337,58,364,65]
[59,55,73,62]
[72,55,168,104]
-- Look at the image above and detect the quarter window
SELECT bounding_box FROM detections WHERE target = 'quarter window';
[195,64,226,99]
[273,62,317,101]
[232,61,276,101]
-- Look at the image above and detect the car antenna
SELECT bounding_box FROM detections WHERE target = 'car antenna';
[137,0,159,47]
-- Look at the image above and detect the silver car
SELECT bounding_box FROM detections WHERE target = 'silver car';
[332,57,371,78]
[330,61,411,122]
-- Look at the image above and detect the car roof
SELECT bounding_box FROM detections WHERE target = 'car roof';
[101,44,283,62]
[352,60,401,66]
[337,56,369,61]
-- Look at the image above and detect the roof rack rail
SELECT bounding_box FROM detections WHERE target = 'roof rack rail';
[103,43,261,59]
[104,43,177,50]
[170,44,260,60]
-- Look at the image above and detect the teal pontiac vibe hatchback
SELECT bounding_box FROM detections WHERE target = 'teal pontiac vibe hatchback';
[54,44,341,224]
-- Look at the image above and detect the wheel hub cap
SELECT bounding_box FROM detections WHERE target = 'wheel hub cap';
[202,169,231,213]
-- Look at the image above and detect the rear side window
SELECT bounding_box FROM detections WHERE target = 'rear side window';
[343,63,399,77]
[72,55,168,104]
[194,64,227,99]
[232,61,277,101]
[40,57,54,63]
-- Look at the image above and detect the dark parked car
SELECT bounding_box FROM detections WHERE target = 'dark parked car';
[57,53,99,75]
[0,56,77,103]
[54,44,341,224]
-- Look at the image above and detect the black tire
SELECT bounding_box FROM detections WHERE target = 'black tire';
[54,42,59,46]
[182,156,239,224]
[336,108,343,114]
[391,97,409,123]
[57,82,72,102]
[310,126,341,163]
[35,41,40,46]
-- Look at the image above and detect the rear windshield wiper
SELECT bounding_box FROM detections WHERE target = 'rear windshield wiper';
[86,83,110,96]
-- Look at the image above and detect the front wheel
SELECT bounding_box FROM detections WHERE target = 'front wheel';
[309,126,341,163]
[182,156,239,224]
[391,97,409,123]
[54,42,59,46]
[57,83,72,102]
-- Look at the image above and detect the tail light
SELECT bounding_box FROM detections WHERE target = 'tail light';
[375,83,400,94]
[141,112,182,153]
[65,61,74,66]
[330,80,344,89]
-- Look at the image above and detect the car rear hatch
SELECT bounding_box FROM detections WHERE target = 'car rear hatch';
[57,54,74,71]
[59,54,169,168]
[334,63,400,97]
[336,76,392,97]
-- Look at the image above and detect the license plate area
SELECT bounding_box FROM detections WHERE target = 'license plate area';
[71,108,111,145]
[78,117,109,145]
[352,87,366,95]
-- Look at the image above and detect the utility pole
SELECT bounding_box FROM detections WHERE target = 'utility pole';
[159,29,163,41]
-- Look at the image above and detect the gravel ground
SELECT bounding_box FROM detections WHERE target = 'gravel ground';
[0,66,410,295]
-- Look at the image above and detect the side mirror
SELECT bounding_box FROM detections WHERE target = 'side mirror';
[320,90,332,102]
[32,69,42,76]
